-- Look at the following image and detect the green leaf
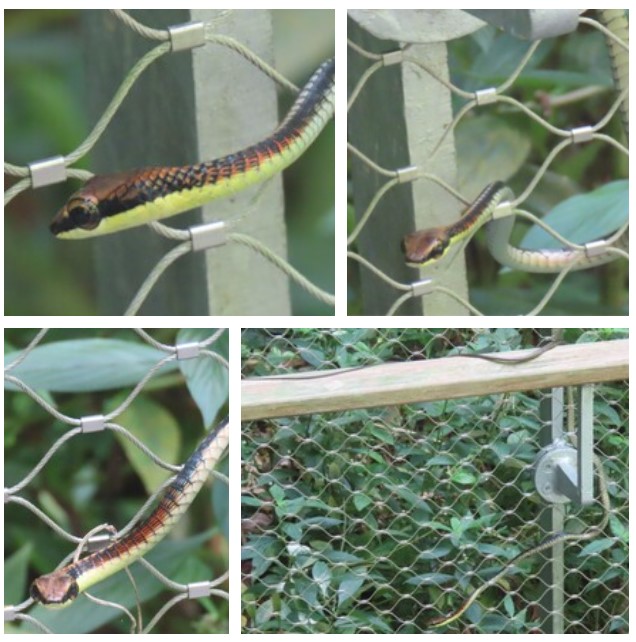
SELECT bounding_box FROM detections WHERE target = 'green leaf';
[269,485,286,504]
[521,180,628,249]
[282,522,303,541]
[5,339,174,392]
[337,570,366,608]
[368,425,395,445]
[353,492,373,511]
[457,115,531,191]
[104,394,181,494]
[578,537,616,556]
[312,560,332,597]
[177,329,228,429]
[255,599,275,626]
[4,543,33,606]
[609,515,628,543]
[451,469,477,485]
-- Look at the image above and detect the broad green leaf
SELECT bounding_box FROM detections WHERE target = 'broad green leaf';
[105,394,181,494]
[337,571,366,608]
[312,560,332,597]
[177,329,228,429]
[5,339,174,392]
[521,180,627,249]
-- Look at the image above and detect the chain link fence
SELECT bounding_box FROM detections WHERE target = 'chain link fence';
[5,9,334,315]
[241,328,628,633]
[5,328,229,634]
[347,10,628,316]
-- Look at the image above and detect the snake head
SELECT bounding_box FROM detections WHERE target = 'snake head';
[401,228,450,267]
[50,190,101,238]
[50,171,141,239]
[30,571,79,608]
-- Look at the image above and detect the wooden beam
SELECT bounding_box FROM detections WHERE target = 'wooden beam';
[242,339,628,420]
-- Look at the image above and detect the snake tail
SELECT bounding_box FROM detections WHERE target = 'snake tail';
[30,420,229,607]
[51,58,335,239]
[429,455,610,628]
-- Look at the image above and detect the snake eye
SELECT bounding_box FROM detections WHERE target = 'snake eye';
[427,239,448,260]
[67,197,101,231]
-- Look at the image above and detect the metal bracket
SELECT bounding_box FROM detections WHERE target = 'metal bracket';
[168,21,206,52]
[534,442,578,504]
[536,384,596,507]
[29,155,67,188]
[190,220,228,253]
[536,375,596,632]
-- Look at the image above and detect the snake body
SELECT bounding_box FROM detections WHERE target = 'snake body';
[403,181,629,273]
[50,58,335,239]
[600,9,628,138]
[430,454,610,628]
[252,339,562,380]
[402,10,628,271]
[30,420,229,607]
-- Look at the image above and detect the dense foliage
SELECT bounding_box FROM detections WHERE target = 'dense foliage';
[242,329,628,633]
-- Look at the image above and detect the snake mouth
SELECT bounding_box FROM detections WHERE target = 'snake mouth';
[49,206,76,236]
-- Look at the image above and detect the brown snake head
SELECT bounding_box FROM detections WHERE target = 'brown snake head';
[49,170,147,237]
[50,188,102,236]
[30,570,79,607]
[401,228,450,266]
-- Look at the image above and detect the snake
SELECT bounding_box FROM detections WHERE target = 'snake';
[402,10,628,271]
[402,182,629,272]
[50,58,335,239]
[429,454,611,628]
[248,338,562,381]
[30,420,229,607]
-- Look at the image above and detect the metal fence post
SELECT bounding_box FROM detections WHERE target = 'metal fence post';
[84,9,291,314]
[348,10,486,315]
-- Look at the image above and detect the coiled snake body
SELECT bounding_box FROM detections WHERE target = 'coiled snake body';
[402,181,629,272]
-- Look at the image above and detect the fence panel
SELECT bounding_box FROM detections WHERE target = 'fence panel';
[241,328,628,633]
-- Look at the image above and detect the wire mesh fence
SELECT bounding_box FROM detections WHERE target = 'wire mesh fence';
[347,10,628,316]
[4,328,229,634]
[241,328,628,633]
[5,9,334,316]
